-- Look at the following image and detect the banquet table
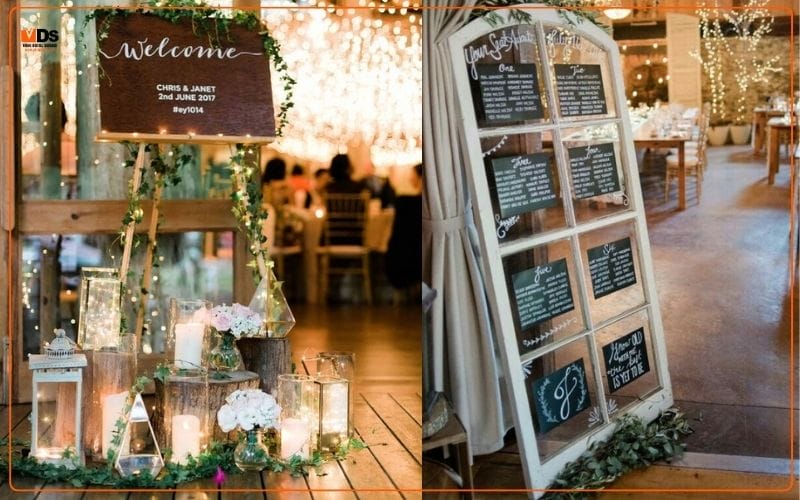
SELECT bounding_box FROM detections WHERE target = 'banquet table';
[766,116,796,185]
[632,126,692,210]
[753,107,789,155]
[0,392,422,498]
[296,205,395,303]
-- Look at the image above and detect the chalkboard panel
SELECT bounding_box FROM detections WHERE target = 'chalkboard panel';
[97,13,275,140]
[531,358,591,433]
[587,237,637,299]
[568,142,620,199]
[554,63,607,117]
[491,153,559,218]
[511,258,575,330]
[602,328,650,393]
[477,63,544,124]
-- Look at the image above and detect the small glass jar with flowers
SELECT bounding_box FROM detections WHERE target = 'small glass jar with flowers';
[208,303,262,372]
[216,389,281,471]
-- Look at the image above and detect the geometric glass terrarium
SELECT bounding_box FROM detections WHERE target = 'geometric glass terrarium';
[77,267,122,350]
[114,393,164,478]
[28,350,87,469]
[248,269,295,338]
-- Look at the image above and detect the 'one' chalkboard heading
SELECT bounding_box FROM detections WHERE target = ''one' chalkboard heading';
[567,142,621,199]
[511,258,575,332]
[554,63,607,117]
[531,358,591,433]
[587,237,637,299]
[491,152,559,219]
[602,327,650,393]
[476,63,544,124]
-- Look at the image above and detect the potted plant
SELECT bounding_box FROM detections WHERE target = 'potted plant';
[707,118,731,146]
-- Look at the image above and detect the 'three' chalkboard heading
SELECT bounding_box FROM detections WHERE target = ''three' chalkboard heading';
[568,142,621,199]
[511,258,575,333]
[491,152,558,219]
[476,63,544,124]
[602,327,650,393]
[587,237,637,299]
[531,358,591,433]
[554,63,607,117]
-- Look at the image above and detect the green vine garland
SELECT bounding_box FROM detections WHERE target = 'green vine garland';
[84,0,295,137]
[542,408,695,499]
[472,0,609,32]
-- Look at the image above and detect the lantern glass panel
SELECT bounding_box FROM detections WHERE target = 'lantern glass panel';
[315,376,349,454]
[77,267,122,350]
[317,351,355,438]
[166,298,212,375]
[33,380,79,465]
[277,374,317,459]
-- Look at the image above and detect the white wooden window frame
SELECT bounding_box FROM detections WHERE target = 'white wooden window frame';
[448,8,673,494]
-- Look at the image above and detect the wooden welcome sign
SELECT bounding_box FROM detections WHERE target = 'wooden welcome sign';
[96,13,275,143]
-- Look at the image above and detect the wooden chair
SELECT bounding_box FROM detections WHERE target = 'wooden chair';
[262,203,302,279]
[665,108,709,203]
[316,191,372,304]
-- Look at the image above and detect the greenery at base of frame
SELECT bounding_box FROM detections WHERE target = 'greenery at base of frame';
[84,0,295,137]
[542,408,695,499]
[472,0,609,32]
[2,376,368,488]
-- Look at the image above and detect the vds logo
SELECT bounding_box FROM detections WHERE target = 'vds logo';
[20,27,59,48]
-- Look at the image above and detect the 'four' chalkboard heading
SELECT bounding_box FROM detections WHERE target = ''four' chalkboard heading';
[568,142,621,199]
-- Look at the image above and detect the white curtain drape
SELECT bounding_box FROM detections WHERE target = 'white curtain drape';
[422,2,510,456]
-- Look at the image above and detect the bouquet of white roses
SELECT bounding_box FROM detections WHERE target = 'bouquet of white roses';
[210,303,262,339]
[216,389,281,432]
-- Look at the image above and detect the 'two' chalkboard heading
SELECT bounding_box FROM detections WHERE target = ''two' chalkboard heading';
[587,237,637,299]
[554,63,607,117]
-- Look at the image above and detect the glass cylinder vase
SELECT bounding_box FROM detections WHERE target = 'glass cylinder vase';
[83,333,137,462]
[234,429,270,472]
[276,374,317,460]
[166,298,211,376]
[317,351,355,438]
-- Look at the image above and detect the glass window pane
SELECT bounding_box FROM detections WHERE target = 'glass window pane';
[503,238,585,355]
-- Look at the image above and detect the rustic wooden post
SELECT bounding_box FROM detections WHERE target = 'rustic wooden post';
[39,0,62,200]
[118,143,146,283]
[134,158,163,343]
[237,337,292,396]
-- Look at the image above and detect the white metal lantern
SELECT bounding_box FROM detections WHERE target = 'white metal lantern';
[29,351,87,469]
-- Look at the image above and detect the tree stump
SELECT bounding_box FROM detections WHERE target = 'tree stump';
[237,338,292,395]
[154,370,259,445]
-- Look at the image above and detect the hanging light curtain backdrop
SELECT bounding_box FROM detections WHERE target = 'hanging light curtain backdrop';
[264,6,422,169]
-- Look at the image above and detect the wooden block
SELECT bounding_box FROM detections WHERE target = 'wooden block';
[363,393,422,461]
[262,470,312,499]
[237,337,292,396]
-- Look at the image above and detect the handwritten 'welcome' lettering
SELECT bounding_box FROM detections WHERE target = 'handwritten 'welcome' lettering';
[100,37,262,61]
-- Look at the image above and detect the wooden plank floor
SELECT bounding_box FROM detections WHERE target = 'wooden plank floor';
[3,392,421,498]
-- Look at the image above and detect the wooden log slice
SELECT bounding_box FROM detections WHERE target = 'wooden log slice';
[237,337,292,396]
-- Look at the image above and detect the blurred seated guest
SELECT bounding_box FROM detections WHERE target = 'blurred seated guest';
[385,163,422,301]
[362,162,396,208]
[288,164,313,208]
[261,157,292,207]
[309,168,330,207]
[327,154,365,194]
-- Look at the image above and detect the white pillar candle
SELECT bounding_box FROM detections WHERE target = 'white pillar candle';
[174,322,204,369]
[102,391,129,458]
[280,418,310,459]
[171,415,201,464]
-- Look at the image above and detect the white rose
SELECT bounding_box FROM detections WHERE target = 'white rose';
[238,407,259,431]
[216,404,237,433]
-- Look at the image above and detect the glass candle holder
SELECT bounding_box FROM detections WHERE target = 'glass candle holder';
[315,375,350,454]
[166,298,211,376]
[317,351,355,438]
[276,374,317,460]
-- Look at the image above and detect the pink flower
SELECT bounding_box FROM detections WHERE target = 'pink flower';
[214,466,225,487]
[211,308,232,332]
